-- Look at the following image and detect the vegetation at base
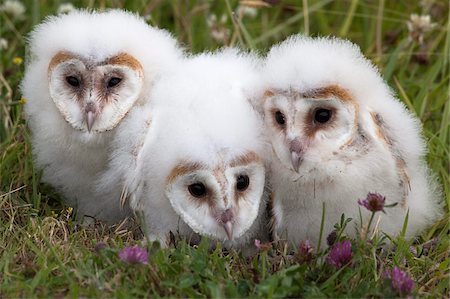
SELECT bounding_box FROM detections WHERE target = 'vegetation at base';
[1,0,449,297]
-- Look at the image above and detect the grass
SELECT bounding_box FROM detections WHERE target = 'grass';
[0,0,449,297]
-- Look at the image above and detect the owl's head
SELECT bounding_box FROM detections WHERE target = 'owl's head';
[165,151,265,241]
[48,51,144,132]
[133,50,267,241]
[260,35,413,176]
[263,86,359,173]
[23,9,182,133]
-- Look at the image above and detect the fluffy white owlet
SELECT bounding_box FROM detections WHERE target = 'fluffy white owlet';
[21,9,183,223]
[100,50,269,252]
[260,36,442,248]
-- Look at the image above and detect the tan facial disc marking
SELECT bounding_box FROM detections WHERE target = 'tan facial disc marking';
[48,51,79,72]
[229,151,261,168]
[166,161,206,185]
[104,52,144,73]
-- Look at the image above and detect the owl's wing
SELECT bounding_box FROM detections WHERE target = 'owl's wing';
[367,110,411,207]
[95,102,153,211]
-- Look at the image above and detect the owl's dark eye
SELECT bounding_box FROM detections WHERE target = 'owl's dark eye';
[107,77,122,88]
[66,76,80,87]
[314,108,332,124]
[188,182,207,198]
[274,110,286,126]
[236,175,250,191]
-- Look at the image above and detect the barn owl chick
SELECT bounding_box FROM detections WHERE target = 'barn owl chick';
[260,36,442,248]
[21,9,183,223]
[101,50,269,251]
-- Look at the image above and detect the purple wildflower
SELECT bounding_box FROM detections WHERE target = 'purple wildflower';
[297,240,314,263]
[358,192,386,213]
[384,266,414,296]
[254,239,271,251]
[254,239,261,248]
[118,245,148,264]
[326,240,352,269]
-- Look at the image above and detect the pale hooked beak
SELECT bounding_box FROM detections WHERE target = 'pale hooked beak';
[220,208,234,240]
[291,151,303,172]
[85,103,97,133]
[289,137,304,172]
[223,221,233,240]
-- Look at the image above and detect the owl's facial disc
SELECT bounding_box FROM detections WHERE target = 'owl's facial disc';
[48,52,144,133]
[264,93,307,173]
[185,181,235,240]
[287,107,334,171]
[81,68,127,133]
[165,152,265,241]
[264,86,357,174]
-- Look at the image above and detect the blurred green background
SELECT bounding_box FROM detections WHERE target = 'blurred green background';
[0,1,448,297]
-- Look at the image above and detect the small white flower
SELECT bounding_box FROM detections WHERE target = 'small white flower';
[220,14,228,24]
[407,14,435,32]
[0,0,25,19]
[407,14,436,44]
[237,5,258,18]
[206,14,217,28]
[57,3,76,14]
[206,13,229,44]
[0,38,8,51]
[211,28,230,44]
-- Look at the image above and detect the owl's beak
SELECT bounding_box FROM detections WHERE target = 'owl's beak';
[86,111,95,132]
[223,221,233,240]
[291,151,303,172]
[85,103,97,133]
[220,208,234,240]
[289,138,304,172]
